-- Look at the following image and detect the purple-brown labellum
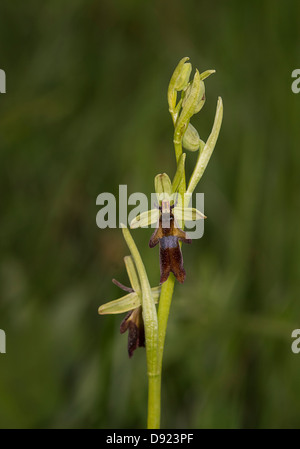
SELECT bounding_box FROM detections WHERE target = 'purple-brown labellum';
[149,200,191,284]
[113,278,145,358]
[120,307,145,358]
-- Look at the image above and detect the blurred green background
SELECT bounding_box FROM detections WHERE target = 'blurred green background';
[1,0,300,429]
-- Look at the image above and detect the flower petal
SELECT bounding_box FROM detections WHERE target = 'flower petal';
[124,256,140,293]
[98,286,161,315]
[174,207,207,221]
[98,292,141,315]
[130,209,159,229]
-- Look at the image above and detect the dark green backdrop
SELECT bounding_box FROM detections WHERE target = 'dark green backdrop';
[0,0,300,428]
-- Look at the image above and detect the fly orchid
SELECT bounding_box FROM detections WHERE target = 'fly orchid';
[99,57,223,429]
[130,173,206,284]
[98,255,160,357]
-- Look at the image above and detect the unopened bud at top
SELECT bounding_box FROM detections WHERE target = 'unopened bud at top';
[182,79,205,115]
[174,62,192,91]
[155,173,172,196]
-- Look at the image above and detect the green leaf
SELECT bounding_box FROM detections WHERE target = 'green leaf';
[187,97,223,195]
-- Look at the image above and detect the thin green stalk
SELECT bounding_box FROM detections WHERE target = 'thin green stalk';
[157,274,176,369]
[147,372,161,429]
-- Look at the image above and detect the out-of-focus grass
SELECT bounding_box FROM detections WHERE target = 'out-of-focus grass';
[0,0,300,428]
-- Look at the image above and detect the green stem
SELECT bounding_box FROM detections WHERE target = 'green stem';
[174,141,184,165]
[147,373,161,429]
[157,274,176,369]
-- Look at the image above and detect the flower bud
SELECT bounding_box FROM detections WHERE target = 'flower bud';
[182,123,201,152]
[182,79,205,114]
[168,57,190,111]
[174,62,192,91]
[154,173,172,196]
